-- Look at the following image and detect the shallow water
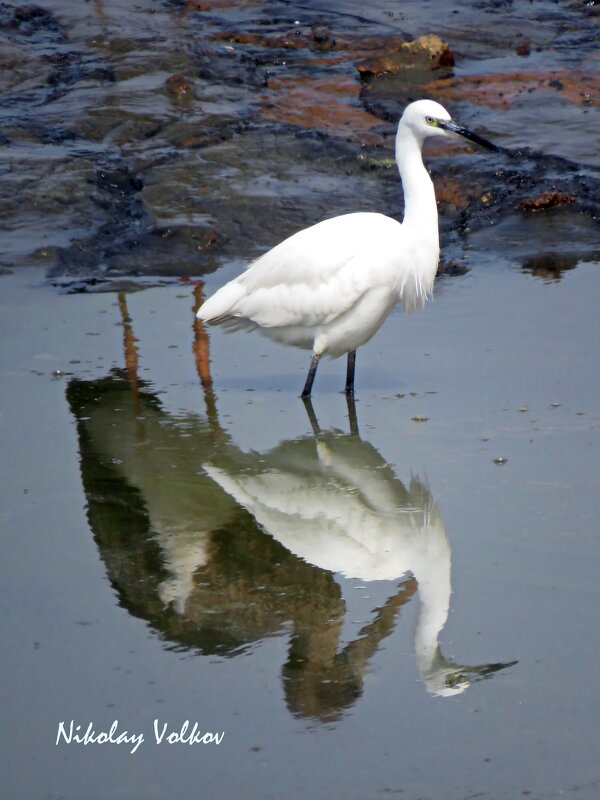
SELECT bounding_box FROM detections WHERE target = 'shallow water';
[2,0,600,798]
[2,251,600,798]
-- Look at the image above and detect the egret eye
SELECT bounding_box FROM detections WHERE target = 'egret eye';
[425,116,435,125]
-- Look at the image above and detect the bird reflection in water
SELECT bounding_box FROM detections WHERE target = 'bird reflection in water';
[67,289,515,724]
[207,397,514,703]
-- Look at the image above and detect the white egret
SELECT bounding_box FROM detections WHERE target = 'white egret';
[197,99,497,396]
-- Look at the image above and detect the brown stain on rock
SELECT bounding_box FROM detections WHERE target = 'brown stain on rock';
[212,28,407,59]
[517,191,576,210]
[183,0,262,10]
[261,75,383,142]
[434,175,482,210]
[424,70,600,108]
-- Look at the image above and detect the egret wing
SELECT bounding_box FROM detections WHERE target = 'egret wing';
[205,212,403,328]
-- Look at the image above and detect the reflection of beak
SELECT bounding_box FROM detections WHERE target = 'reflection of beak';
[445,670,470,691]
[438,119,499,151]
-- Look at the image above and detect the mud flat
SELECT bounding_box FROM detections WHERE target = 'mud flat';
[1,0,599,285]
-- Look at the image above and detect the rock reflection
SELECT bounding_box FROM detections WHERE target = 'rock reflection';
[68,366,514,720]
[521,252,581,282]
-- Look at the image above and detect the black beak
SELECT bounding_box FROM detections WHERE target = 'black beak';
[438,119,498,152]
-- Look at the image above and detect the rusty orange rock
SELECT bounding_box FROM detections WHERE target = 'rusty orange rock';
[261,75,383,142]
[424,70,600,109]
[165,74,191,95]
[212,29,406,57]
[517,191,576,210]
[357,34,454,77]
[434,175,482,210]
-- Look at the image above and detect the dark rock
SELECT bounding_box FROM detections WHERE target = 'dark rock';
[437,260,470,276]
[515,39,531,56]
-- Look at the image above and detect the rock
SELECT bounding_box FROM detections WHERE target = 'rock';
[211,28,393,54]
[517,191,576,210]
[357,34,454,78]
[165,73,192,97]
[311,27,335,48]
[437,260,470,276]
[0,39,50,92]
[261,75,383,142]
[515,39,531,57]
[424,70,600,109]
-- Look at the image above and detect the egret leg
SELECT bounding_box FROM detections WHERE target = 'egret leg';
[301,395,321,437]
[345,350,356,397]
[345,393,359,437]
[301,353,321,398]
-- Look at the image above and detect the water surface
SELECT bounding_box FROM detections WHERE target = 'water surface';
[2,253,600,798]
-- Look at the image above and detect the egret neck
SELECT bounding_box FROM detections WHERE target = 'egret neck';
[395,121,439,248]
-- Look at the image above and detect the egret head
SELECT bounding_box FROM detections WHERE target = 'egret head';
[400,99,498,151]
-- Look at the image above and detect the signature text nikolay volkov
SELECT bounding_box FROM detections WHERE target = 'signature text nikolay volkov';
[56,719,225,754]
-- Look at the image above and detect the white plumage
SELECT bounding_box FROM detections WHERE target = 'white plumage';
[198,99,496,396]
